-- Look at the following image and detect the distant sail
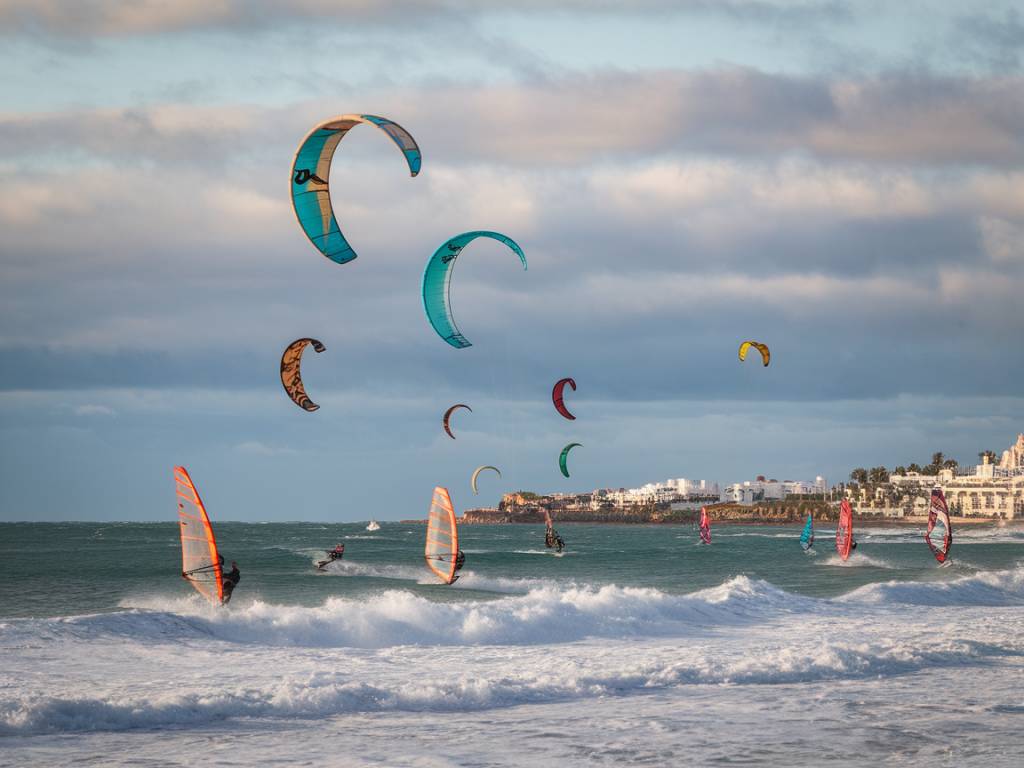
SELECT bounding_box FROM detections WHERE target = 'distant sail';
[175,466,223,604]
[699,507,711,544]
[800,513,815,551]
[836,499,853,561]
[925,488,953,564]
[543,510,564,551]
[425,486,460,584]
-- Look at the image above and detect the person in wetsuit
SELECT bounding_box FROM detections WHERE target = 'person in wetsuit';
[454,550,466,571]
[221,561,240,604]
[316,544,345,570]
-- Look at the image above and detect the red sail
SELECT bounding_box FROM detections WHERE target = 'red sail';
[925,488,953,564]
[699,507,711,544]
[836,499,853,561]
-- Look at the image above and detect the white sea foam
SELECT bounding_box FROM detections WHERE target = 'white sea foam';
[848,566,1024,607]
[819,552,896,568]
[4,570,1024,745]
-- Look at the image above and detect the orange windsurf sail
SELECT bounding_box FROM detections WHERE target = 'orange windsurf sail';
[425,486,459,584]
[175,466,224,603]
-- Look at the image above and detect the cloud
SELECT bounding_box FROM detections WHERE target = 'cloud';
[956,7,1024,73]
[3,70,1022,169]
[0,1,847,38]
[234,440,297,456]
[73,403,115,416]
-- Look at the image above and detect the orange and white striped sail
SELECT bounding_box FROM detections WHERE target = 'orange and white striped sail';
[424,486,459,584]
[175,466,223,603]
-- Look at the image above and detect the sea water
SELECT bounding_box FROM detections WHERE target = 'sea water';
[1,521,1023,766]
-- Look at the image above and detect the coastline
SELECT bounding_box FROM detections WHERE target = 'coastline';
[443,515,1014,527]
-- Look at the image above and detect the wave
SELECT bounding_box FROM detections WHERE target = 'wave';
[6,568,1024,653]
[848,567,1024,607]
[309,560,554,594]
[2,577,806,653]
[5,569,1024,736]
[1,629,1012,737]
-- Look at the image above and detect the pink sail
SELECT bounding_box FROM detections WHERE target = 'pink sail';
[925,488,953,564]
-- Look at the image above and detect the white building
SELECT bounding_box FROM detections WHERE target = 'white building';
[943,444,1024,519]
[852,433,1024,519]
[620,478,720,504]
[722,476,826,505]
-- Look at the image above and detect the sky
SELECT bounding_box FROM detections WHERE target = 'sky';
[1,0,1022,521]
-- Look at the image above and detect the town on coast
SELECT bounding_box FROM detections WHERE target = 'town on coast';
[450,433,1024,526]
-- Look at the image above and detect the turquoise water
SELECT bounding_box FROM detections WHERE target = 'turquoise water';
[2,521,1021,618]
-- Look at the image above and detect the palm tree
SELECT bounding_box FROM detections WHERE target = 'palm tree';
[908,463,921,473]
[979,450,998,464]
[869,466,890,483]
[850,468,868,484]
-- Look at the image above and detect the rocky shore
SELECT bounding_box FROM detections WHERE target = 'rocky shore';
[459,501,1008,526]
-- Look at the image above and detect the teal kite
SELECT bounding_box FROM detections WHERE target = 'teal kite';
[559,443,582,478]
[421,231,527,348]
[291,114,421,265]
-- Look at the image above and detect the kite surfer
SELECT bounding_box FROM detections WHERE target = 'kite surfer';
[316,544,345,570]
[221,561,240,604]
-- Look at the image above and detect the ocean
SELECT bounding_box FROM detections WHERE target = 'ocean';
[2,520,1023,767]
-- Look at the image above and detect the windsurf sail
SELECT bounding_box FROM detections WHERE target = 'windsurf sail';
[925,488,953,564]
[543,510,564,551]
[425,486,460,584]
[836,499,853,561]
[175,466,223,603]
[800,513,814,551]
[699,507,711,544]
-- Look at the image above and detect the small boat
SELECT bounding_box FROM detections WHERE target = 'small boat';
[366,520,381,531]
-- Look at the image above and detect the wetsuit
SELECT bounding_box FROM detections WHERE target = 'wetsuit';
[221,566,240,604]
[455,551,466,571]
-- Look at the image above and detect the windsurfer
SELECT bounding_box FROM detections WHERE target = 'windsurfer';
[455,550,466,571]
[221,561,240,604]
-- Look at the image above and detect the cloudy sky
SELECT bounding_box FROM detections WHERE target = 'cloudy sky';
[1,0,1022,521]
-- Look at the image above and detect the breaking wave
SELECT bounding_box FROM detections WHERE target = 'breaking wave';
[3,569,1024,736]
